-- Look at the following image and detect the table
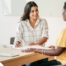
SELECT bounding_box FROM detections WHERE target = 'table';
[0,45,54,66]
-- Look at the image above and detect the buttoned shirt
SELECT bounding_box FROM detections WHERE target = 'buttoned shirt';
[14,17,48,46]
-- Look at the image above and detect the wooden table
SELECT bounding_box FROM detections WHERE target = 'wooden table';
[0,45,54,66]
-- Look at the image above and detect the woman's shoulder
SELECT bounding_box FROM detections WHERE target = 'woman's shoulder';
[18,20,26,23]
[59,28,66,36]
[61,28,66,32]
[63,28,66,30]
[39,17,47,22]
[17,20,26,27]
[39,17,47,23]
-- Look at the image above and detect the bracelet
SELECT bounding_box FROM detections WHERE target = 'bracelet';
[42,49,44,55]
[43,49,46,55]
[44,50,45,55]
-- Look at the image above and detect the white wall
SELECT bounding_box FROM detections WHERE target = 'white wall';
[0,0,66,46]
[33,0,65,16]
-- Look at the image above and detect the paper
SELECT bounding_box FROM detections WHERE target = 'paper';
[3,45,22,50]
[2,45,53,50]
[0,52,19,57]
[23,45,53,50]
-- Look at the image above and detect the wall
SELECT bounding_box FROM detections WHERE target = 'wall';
[33,0,65,16]
[0,0,66,46]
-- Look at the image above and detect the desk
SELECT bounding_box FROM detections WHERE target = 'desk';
[0,45,54,66]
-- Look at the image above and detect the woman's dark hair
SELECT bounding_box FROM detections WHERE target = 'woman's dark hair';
[63,2,66,9]
[20,1,38,21]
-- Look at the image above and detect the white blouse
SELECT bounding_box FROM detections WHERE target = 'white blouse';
[14,17,48,46]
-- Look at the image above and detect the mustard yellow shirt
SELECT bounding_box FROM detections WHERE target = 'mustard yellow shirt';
[56,28,66,65]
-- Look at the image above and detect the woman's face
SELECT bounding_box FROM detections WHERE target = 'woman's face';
[29,6,39,20]
[62,9,66,21]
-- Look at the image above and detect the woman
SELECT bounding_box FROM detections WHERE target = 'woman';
[14,1,48,66]
[14,1,48,47]
[31,2,66,66]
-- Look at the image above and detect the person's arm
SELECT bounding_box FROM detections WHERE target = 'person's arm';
[14,22,23,47]
[15,41,21,47]
[35,37,48,45]
[34,46,65,56]
[28,37,48,46]
[36,19,48,45]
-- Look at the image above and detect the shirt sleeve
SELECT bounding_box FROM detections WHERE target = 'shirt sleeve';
[14,22,23,43]
[56,28,66,48]
[41,19,49,38]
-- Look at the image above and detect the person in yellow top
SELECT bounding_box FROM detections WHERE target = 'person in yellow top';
[30,2,66,66]
[56,28,66,65]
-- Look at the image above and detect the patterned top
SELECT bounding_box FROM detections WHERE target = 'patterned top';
[14,17,48,46]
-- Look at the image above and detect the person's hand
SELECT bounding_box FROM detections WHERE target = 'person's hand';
[48,45,55,49]
[28,42,37,46]
[15,41,21,47]
[21,48,43,54]
[21,48,34,52]
[30,48,43,54]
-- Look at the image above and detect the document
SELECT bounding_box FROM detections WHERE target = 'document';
[23,45,53,50]
[2,45,53,50]
[3,45,21,50]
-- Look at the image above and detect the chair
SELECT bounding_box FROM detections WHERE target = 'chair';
[10,37,15,44]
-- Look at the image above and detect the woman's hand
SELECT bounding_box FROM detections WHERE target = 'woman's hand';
[48,45,55,49]
[29,48,43,54]
[21,48,34,52]
[15,41,21,47]
[34,49,43,54]
[21,48,43,54]
[28,42,37,46]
